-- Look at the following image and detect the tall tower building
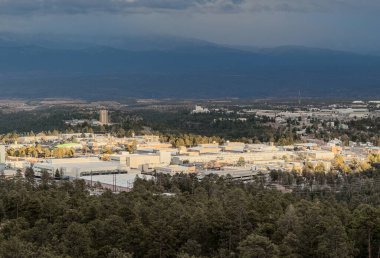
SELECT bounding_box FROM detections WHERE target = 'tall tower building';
[0,145,5,164]
[99,110,109,124]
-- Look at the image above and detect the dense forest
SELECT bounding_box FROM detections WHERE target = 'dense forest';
[0,170,380,258]
[129,110,299,145]
[0,108,299,146]
[0,108,94,134]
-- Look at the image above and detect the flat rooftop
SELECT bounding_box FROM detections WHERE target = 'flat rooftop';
[80,173,154,187]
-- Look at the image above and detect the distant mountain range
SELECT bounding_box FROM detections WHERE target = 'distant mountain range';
[1,33,380,100]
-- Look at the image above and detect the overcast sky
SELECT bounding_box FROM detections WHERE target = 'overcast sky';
[0,0,379,52]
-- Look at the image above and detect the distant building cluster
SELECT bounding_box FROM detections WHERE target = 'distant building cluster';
[2,101,380,191]
[65,109,112,126]
[1,129,379,191]
[245,107,375,121]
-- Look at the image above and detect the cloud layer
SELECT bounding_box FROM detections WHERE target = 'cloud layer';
[1,0,379,15]
[0,0,245,14]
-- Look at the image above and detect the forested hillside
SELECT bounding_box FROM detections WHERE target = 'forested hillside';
[0,171,379,258]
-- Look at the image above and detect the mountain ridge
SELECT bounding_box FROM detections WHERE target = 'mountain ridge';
[0,34,380,100]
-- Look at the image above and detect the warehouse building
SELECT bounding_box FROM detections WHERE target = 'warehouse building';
[33,157,127,178]
[110,151,171,169]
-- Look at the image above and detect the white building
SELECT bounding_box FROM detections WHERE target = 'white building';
[33,157,127,178]
[191,106,210,114]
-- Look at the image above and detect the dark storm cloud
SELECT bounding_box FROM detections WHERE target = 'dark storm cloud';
[1,0,380,53]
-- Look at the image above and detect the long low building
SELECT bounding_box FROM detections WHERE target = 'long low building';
[300,150,335,160]
[197,168,267,181]
[155,165,196,175]
[33,157,128,178]
[81,172,154,191]
[172,151,295,165]
[110,151,171,169]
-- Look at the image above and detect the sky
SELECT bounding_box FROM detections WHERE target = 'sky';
[0,0,379,52]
